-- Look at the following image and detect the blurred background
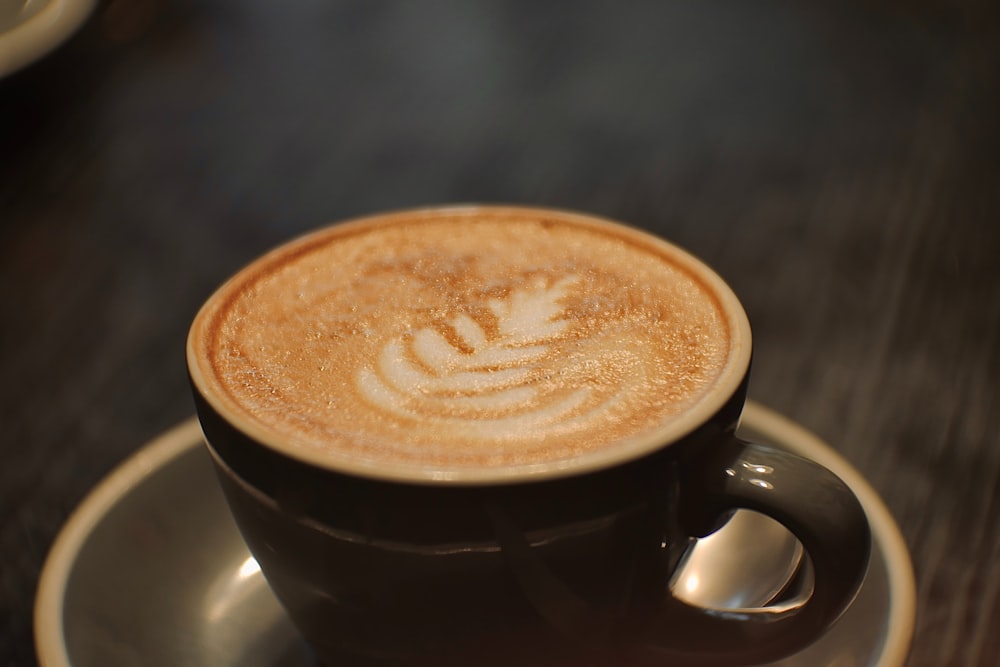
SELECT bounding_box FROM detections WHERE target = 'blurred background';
[1,1,997,665]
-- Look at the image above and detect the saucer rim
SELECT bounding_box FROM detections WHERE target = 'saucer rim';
[0,0,97,78]
[33,401,916,667]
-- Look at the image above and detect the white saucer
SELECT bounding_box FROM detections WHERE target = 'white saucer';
[0,0,96,78]
[34,402,915,666]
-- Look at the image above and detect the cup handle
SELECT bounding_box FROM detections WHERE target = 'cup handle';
[490,436,870,665]
[645,436,871,664]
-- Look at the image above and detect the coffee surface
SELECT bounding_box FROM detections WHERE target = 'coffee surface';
[191,209,734,471]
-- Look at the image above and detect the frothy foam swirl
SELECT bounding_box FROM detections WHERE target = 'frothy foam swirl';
[190,209,736,472]
[356,276,644,441]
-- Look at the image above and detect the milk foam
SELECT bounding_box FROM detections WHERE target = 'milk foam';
[192,210,733,470]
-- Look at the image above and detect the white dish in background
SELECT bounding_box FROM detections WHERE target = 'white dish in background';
[0,0,96,78]
[34,402,916,666]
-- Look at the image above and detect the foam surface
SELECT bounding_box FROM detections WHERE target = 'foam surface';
[192,210,734,469]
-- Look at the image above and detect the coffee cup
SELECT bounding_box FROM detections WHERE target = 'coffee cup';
[187,206,870,665]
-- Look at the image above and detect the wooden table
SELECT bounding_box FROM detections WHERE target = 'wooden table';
[2,1,997,665]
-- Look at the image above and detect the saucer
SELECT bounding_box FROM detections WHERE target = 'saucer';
[0,0,96,78]
[34,402,915,666]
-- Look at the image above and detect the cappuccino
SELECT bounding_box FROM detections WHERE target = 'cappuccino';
[188,207,742,474]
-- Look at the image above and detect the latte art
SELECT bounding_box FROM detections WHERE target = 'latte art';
[356,277,646,441]
[189,208,739,473]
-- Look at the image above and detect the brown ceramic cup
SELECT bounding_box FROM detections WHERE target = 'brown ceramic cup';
[187,206,870,665]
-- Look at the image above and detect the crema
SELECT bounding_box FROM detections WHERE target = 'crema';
[188,208,736,471]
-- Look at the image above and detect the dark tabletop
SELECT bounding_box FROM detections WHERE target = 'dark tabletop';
[2,1,998,665]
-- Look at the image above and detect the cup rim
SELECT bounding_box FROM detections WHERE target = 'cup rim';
[186,205,753,485]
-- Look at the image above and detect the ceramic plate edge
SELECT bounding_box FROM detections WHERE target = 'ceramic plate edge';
[0,0,97,78]
[32,403,916,667]
[33,419,206,667]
